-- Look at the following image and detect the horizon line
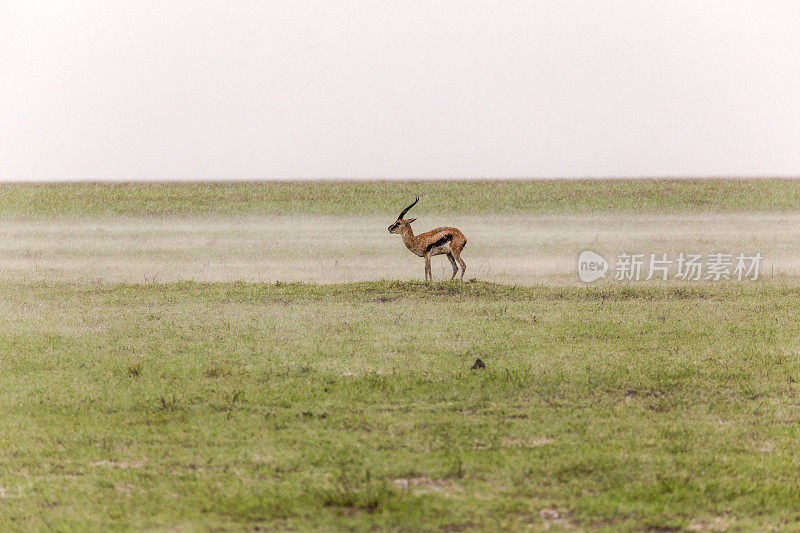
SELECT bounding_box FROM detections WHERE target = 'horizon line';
[2,175,800,185]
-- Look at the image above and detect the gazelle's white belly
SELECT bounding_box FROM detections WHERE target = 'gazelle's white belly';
[428,243,452,256]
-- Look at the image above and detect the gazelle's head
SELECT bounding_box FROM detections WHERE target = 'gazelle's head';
[388,197,418,233]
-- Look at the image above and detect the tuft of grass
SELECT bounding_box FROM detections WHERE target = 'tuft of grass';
[318,470,394,513]
[125,362,142,377]
[203,364,233,378]
[158,394,182,411]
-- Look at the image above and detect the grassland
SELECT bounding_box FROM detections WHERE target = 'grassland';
[3,180,800,531]
[4,178,800,217]
[3,281,800,531]
[4,180,800,285]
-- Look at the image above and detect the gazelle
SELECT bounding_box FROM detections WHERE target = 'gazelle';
[388,197,467,281]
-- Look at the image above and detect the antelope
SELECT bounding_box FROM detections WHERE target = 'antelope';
[388,197,467,281]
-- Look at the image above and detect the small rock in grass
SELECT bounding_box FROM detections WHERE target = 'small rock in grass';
[539,508,560,520]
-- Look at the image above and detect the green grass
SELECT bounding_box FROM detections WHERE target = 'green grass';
[4,178,800,218]
[3,179,800,529]
[3,279,800,530]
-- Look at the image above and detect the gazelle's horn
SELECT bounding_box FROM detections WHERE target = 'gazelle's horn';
[398,197,419,219]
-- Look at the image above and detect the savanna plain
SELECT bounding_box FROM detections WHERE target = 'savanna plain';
[3,180,800,531]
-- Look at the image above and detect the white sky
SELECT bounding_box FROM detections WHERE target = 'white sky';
[2,0,800,181]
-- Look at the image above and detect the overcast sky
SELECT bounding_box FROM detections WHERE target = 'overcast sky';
[2,1,800,181]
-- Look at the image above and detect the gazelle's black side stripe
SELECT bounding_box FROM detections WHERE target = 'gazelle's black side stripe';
[426,234,453,252]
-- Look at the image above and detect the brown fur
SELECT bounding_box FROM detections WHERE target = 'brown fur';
[388,199,467,281]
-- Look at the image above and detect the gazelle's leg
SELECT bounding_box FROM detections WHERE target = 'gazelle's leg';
[446,253,458,280]
[424,254,432,281]
[453,250,466,280]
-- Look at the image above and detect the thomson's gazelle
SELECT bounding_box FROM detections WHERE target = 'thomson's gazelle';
[388,197,467,281]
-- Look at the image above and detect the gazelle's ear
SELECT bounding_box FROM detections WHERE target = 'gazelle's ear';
[406,218,416,224]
